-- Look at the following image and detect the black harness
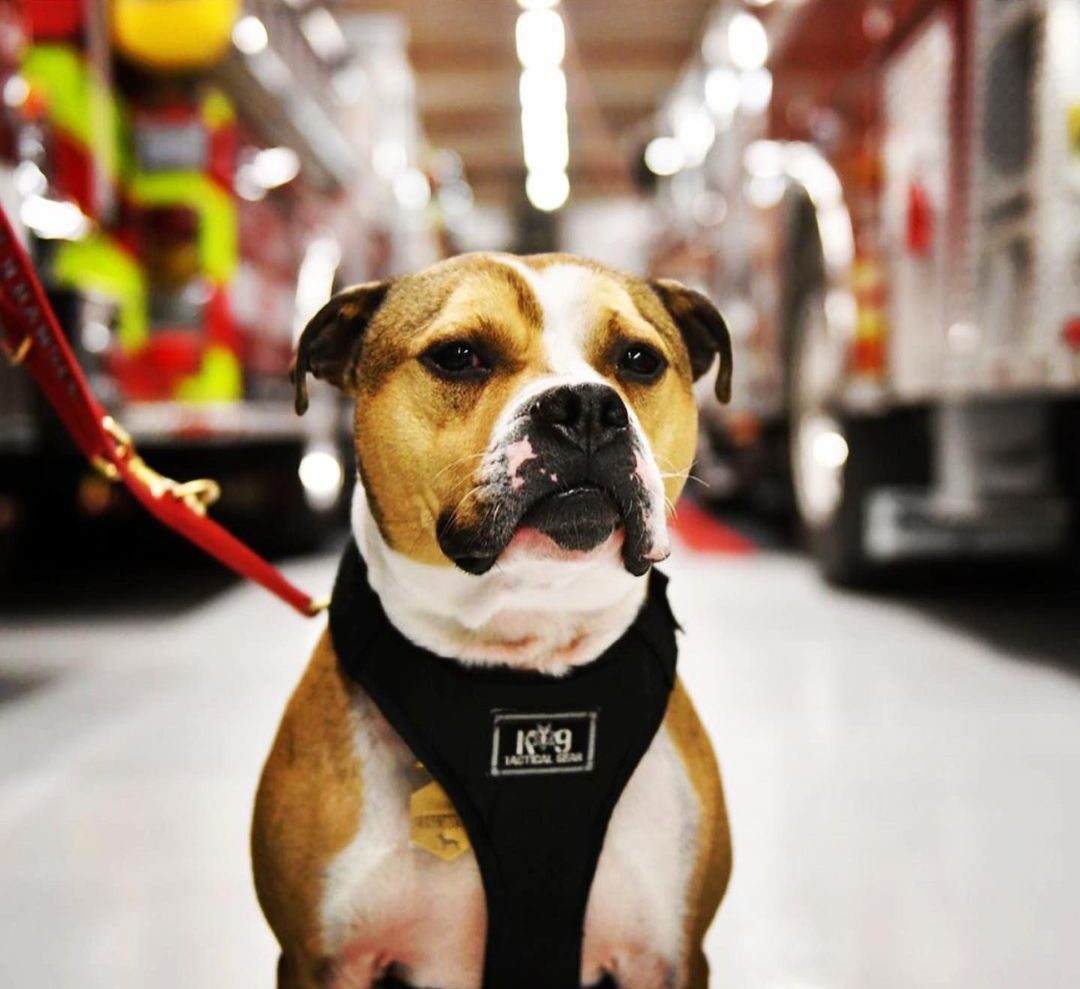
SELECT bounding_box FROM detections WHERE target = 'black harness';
[329,542,679,989]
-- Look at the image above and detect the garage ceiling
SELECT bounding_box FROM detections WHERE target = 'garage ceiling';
[331,0,713,203]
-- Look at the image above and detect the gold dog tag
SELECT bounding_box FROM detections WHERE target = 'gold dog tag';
[409,780,470,862]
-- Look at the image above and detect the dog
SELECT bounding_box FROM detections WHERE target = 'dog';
[252,253,733,989]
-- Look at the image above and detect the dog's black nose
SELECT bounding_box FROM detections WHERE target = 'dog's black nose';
[533,383,629,452]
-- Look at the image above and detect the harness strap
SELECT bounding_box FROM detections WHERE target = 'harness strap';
[330,543,679,989]
[0,205,324,617]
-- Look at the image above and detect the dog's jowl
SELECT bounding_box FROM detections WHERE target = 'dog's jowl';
[253,253,734,989]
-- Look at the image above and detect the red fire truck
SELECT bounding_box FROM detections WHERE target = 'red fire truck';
[651,0,1080,582]
[0,1,429,564]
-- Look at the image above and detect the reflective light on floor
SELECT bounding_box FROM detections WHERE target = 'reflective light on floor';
[1,536,1078,989]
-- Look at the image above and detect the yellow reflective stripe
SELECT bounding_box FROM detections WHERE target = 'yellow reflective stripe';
[855,310,887,340]
[175,343,243,402]
[128,172,237,282]
[22,46,122,181]
[201,89,235,129]
[52,236,148,349]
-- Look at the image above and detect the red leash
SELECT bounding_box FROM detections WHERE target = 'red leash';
[0,206,326,617]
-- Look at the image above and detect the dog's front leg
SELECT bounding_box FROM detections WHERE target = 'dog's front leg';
[607,947,678,989]
[274,944,391,989]
[276,952,337,989]
[325,942,395,989]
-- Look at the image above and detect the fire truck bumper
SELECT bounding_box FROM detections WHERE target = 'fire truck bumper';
[864,488,1072,561]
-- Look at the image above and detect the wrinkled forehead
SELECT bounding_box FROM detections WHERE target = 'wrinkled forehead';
[368,253,682,364]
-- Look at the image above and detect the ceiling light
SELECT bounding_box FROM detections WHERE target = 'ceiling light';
[644,137,685,177]
[516,10,566,68]
[2,74,28,107]
[247,46,290,94]
[517,0,560,9]
[232,15,269,56]
[300,7,348,62]
[728,12,768,71]
[674,105,716,166]
[393,168,432,210]
[519,66,567,107]
[745,173,785,209]
[743,139,784,177]
[372,140,407,180]
[517,12,569,212]
[524,114,574,172]
[705,67,740,121]
[294,236,341,339]
[248,146,301,189]
[13,161,47,197]
[20,196,91,240]
[80,320,111,355]
[525,170,569,211]
[740,67,773,114]
[522,104,570,173]
[701,22,726,65]
[235,172,266,201]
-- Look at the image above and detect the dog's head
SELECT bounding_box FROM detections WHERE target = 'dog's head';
[293,253,730,577]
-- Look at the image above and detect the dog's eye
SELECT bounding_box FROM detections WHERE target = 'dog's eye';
[617,343,666,382]
[422,341,491,379]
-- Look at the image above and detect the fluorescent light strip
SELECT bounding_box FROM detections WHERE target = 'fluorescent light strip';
[515,6,569,211]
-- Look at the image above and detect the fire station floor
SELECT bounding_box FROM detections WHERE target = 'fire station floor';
[0,516,1078,989]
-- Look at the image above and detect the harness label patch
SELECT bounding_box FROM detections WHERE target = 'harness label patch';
[490,711,597,776]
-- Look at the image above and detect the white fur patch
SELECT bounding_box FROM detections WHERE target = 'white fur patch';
[507,260,608,381]
[353,485,648,673]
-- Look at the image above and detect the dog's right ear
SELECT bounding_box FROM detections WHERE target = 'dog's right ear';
[291,281,392,415]
[648,278,733,404]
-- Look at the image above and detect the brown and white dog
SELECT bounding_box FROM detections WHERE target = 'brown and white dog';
[252,253,733,989]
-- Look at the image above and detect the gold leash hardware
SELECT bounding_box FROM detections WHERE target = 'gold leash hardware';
[94,415,222,516]
[306,594,331,615]
[2,334,32,366]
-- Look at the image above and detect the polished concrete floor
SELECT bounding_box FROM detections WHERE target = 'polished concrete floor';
[1,522,1078,989]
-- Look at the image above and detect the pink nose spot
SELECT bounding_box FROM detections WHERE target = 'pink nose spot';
[633,451,651,485]
[506,437,537,491]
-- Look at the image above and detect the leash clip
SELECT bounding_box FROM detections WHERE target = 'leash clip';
[94,415,222,516]
[2,334,32,366]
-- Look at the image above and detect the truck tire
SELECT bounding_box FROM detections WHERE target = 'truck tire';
[789,292,928,585]
[796,414,884,585]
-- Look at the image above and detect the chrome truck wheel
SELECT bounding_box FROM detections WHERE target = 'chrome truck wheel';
[791,292,848,529]
[790,290,873,584]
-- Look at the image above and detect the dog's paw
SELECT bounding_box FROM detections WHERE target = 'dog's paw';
[609,948,677,989]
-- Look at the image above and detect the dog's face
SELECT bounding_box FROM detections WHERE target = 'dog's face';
[293,253,731,577]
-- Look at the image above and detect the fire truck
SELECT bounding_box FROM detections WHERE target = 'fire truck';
[0,1,436,565]
[652,0,1080,582]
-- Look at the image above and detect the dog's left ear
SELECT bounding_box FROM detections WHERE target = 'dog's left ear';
[649,278,733,404]
[291,280,392,415]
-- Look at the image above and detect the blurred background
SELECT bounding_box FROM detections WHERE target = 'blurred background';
[1,0,1078,986]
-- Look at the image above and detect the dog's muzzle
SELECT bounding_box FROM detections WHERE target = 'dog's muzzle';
[437,383,661,577]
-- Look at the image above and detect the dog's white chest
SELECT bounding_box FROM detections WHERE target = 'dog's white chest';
[320,693,698,989]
